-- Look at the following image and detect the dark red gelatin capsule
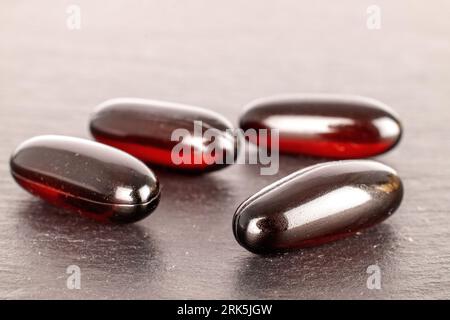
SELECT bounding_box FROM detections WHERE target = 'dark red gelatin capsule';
[239,94,402,158]
[233,160,403,254]
[10,135,160,223]
[89,98,239,172]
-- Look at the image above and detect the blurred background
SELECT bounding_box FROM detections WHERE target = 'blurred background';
[0,1,449,299]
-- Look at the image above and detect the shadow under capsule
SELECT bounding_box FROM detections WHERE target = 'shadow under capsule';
[151,166,238,210]
[233,223,398,299]
[238,138,403,178]
[235,140,326,178]
[14,200,164,282]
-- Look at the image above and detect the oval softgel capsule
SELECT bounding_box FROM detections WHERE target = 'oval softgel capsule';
[89,98,239,172]
[10,135,160,223]
[239,94,402,159]
[233,160,403,254]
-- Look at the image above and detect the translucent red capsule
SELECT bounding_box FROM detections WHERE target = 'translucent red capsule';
[239,94,402,159]
[10,135,160,223]
[233,160,403,254]
[89,98,238,172]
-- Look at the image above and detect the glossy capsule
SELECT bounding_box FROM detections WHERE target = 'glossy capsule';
[89,98,239,172]
[10,135,160,223]
[239,94,402,158]
[233,160,403,254]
